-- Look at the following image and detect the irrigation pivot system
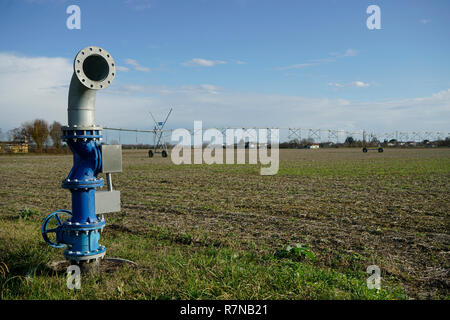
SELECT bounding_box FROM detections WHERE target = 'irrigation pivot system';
[104,108,173,158]
[102,126,449,148]
[148,108,172,158]
[362,146,384,153]
[362,131,383,153]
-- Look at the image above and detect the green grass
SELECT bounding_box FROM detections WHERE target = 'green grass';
[0,222,405,300]
[279,158,450,177]
[18,207,41,220]
[1,149,448,299]
[130,155,450,178]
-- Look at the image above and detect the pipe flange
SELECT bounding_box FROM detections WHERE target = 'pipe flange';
[61,133,103,141]
[74,46,116,90]
[61,127,103,142]
[65,249,106,261]
[63,219,106,231]
[62,179,104,190]
[62,125,103,131]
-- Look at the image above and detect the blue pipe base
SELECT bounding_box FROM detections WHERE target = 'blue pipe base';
[58,217,106,262]
[42,128,108,264]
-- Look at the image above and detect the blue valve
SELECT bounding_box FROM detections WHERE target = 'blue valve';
[41,209,72,249]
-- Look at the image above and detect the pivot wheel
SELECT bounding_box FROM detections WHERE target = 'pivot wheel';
[362,147,368,153]
[162,150,168,158]
[148,150,153,158]
[378,147,384,153]
[41,209,72,248]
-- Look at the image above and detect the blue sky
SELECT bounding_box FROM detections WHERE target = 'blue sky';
[0,0,449,141]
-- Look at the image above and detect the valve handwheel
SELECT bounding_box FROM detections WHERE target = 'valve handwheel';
[41,209,72,248]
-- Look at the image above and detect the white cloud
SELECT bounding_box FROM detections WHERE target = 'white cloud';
[352,81,370,87]
[328,81,370,88]
[106,84,449,132]
[113,83,221,96]
[134,66,150,72]
[0,52,449,134]
[181,84,220,95]
[0,52,72,129]
[116,66,130,72]
[279,48,358,71]
[181,58,246,67]
[124,58,150,72]
[342,49,358,57]
[328,82,345,88]
[181,58,227,67]
[277,63,318,70]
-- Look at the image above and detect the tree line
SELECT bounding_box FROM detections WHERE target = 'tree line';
[279,136,450,148]
[2,119,63,151]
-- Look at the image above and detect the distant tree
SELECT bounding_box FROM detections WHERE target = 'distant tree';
[300,138,314,146]
[49,121,63,148]
[7,127,27,141]
[289,139,301,148]
[0,128,3,141]
[345,136,355,145]
[389,139,398,144]
[280,139,302,149]
[436,137,450,147]
[370,136,379,144]
[22,119,49,150]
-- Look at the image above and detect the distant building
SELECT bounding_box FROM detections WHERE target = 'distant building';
[305,143,319,149]
[245,141,257,149]
[0,139,29,154]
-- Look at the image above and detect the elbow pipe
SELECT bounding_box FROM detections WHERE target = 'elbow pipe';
[68,46,116,127]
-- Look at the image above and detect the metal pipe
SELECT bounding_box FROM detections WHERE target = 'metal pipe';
[42,46,117,269]
[68,46,116,127]
[106,172,113,191]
